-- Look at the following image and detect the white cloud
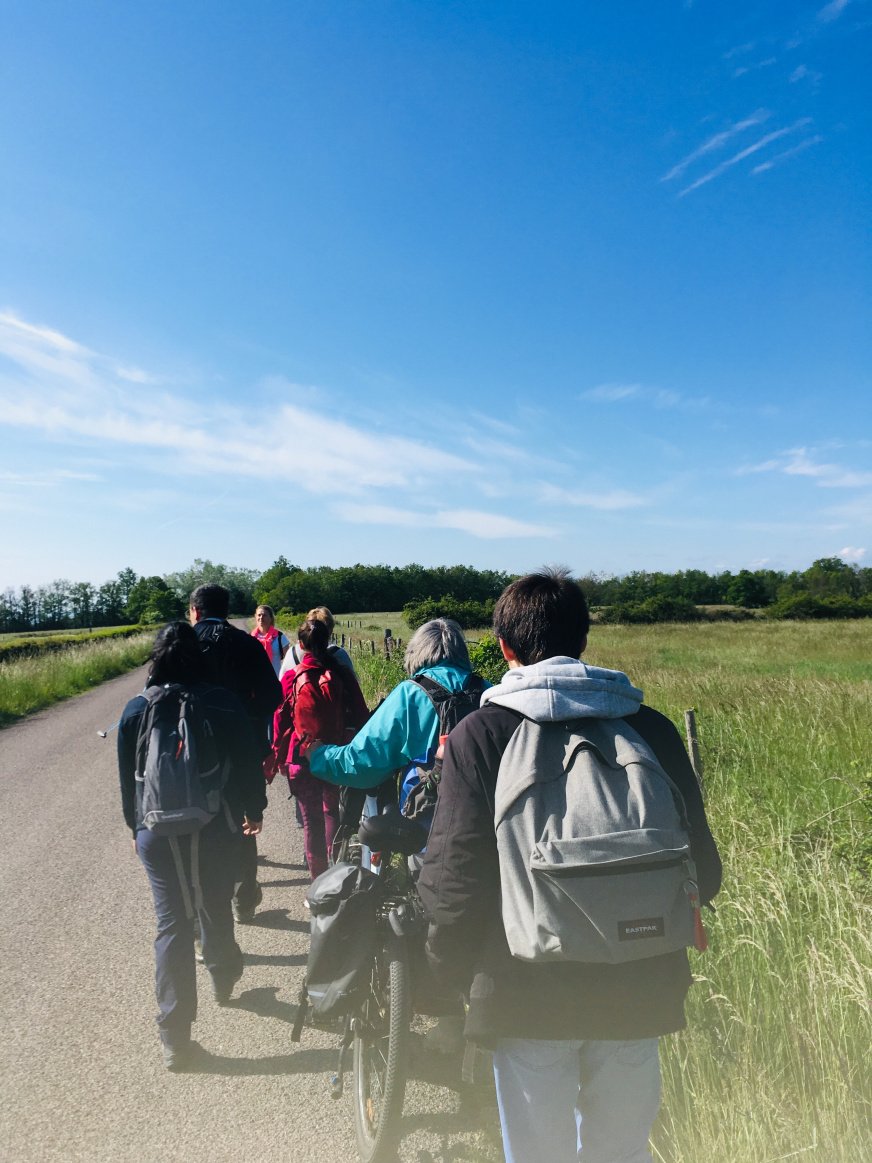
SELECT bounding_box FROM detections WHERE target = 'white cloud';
[335,503,557,539]
[661,110,770,183]
[836,546,866,562]
[0,311,479,498]
[818,0,850,22]
[741,448,872,489]
[581,382,705,412]
[752,135,824,175]
[538,483,649,511]
[679,119,813,196]
[434,510,557,539]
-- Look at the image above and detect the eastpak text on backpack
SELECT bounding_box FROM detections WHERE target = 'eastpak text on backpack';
[134,684,229,836]
[495,716,706,965]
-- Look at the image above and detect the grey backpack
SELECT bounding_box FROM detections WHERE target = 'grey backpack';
[134,684,228,836]
[494,716,700,964]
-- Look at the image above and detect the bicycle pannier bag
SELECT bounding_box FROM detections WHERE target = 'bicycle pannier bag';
[303,861,385,1022]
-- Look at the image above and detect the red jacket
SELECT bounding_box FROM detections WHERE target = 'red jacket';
[270,653,369,782]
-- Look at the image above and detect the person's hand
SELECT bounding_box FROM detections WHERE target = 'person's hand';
[131,837,137,852]
[243,817,263,836]
[300,737,324,759]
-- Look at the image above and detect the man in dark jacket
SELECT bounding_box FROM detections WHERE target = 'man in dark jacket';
[189,583,281,922]
[417,568,722,1163]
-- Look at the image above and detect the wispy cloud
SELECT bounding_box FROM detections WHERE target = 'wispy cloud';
[580,382,706,411]
[537,483,649,511]
[678,118,813,195]
[732,57,777,79]
[334,503,557,539]
[661,109,770,183]
[836,545,866,561]
[817,0,851,23]
[752,135,824,174]
[738,447,872,489]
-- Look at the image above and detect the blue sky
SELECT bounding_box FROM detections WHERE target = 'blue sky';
[1,0,870,589]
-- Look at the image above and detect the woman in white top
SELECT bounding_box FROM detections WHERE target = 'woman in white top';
[251,605,290,676]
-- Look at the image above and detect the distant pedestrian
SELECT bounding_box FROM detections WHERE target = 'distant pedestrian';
[117,622,266,1070]
[189,583,281,923]
[280,605,354,678]
[251,604,290,676]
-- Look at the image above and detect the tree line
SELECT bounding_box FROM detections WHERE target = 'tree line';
[3,555,870,634]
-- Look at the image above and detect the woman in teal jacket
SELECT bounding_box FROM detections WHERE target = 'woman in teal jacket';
[307,618,486,789]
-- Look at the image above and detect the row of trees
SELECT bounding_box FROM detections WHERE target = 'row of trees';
[255,559,511,616]
[579,558,872,609]
[3,556,869,634]
[0,560,258,633]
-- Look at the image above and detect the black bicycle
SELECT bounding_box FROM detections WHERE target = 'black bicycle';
[334,806,428,1163]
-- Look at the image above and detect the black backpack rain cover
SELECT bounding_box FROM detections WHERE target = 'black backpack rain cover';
[304,861,384,1021]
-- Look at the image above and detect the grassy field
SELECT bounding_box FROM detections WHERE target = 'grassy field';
[0,631,155,726]
[346,618,871,1163]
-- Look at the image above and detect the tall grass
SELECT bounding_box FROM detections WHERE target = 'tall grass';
[349,619,871,1161]
[584,621,872,1163]
[0,631,154,726]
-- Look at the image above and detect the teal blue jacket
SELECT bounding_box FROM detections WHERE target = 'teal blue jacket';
[308,664,478,788]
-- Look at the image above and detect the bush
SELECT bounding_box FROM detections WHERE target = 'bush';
[468,633,507,685]
[403,595,495,631]
[599,595,702,624]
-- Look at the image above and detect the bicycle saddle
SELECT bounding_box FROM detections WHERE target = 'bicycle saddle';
[358,805,428,857]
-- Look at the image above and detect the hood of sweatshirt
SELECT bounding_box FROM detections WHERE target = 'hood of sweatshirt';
[479,656,643,723]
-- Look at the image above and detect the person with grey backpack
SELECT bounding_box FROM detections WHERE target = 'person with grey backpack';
[417,569,722,1163]
[117,622,267,1071]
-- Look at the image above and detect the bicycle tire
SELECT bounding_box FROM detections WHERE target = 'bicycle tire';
[352,927,411,1163]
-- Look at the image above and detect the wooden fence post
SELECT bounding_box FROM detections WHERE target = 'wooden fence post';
[684,709,704,794]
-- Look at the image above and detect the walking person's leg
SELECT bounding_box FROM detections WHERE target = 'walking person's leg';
[576,1038,660,1163]
[321,782,341,865]
[198,818,244,1004]
[294,772,329,880]
[492,1038,582,1163]
[232,833,262,922]
[136,829,197,1066]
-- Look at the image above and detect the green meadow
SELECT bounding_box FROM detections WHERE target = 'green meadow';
[349,618,871,1162]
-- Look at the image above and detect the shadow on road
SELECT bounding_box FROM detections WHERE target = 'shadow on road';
[262,876,310,889]
[246,908,308,933]
[232,985,302,1024]
[258,857,306,871]
[189,1044,338,1077]
[243,951,306,968]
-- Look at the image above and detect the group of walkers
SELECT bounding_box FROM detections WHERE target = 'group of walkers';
[117,571,722,1163]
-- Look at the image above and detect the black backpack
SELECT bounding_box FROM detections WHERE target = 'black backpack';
[134,683,228,836]
[292,862,385,1035]
[401,672,486,822]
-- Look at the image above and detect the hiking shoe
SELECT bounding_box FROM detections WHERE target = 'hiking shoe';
[212,973,241,1006]
[162,1040,200,1072]
[232,902,256,924]
[233,883,263,924]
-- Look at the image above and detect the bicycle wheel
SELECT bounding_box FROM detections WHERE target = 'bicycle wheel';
[352,927,411,1163]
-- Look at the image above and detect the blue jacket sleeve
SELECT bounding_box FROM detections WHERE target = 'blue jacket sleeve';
[308,680,438,788]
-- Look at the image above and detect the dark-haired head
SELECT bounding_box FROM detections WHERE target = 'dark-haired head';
[493,567,590,666]
[298,617,331,666]
[150,621,208,686]
[189,583,229,619]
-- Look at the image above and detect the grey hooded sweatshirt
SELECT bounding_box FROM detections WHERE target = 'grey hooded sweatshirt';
[417,657,722,1046]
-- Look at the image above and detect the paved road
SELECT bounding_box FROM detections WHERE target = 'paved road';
[0,666,502,1163]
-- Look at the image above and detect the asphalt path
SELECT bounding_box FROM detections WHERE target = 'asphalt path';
[0,665,502,1163]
